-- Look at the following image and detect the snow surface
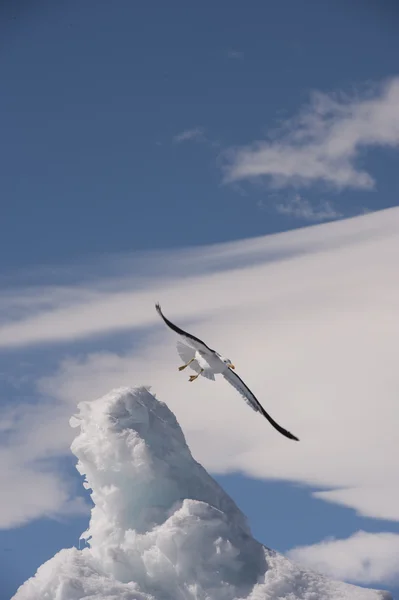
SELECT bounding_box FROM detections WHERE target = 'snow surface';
[12,387,392,600]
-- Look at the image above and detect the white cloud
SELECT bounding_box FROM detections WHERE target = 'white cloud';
[0,461,87,529]
[314,488,399,523]
[223,77,399,190]
[2,208,399,528]
[173,127,205,143]
[288,531,399,586]
[275,194,343,221]
[0,399,89,528]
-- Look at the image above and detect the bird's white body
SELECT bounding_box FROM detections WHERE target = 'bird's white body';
[195,349,228,375]
[176,340,229,381]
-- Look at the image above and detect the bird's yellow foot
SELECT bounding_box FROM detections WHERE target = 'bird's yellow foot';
[178,358,195,371]
[189,374,199,382]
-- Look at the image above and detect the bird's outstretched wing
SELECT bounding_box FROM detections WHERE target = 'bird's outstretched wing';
[222,369,299,441]
[155,303,214,354]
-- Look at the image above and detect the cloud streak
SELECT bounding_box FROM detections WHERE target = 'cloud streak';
[0,207,397,349]
[223,77,399,190]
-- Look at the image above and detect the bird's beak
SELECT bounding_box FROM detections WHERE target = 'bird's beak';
[228,364,235,370]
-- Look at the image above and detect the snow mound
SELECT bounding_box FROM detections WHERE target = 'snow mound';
[12,387,392,600]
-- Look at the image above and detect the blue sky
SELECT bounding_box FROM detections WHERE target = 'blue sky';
[2,1,399,598]
[2,0,399,274]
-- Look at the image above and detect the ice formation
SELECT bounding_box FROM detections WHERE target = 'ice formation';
[12,387,392,600]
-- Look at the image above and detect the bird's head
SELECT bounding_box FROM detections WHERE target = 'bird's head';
[222,357,235,370]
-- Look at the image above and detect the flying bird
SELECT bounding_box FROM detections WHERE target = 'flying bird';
[155,303,299,441]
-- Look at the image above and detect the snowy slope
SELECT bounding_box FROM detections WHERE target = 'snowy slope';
[12,387,392,600]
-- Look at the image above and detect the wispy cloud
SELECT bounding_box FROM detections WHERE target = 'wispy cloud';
[1,208,396,350]
[227,49,243,60]
[1,209,399,528]
[223,77,399,190]
[288,531,399,586]
[275,194,343,221]
[173,127,205,144]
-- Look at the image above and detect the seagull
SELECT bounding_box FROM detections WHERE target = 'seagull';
[155,303,299,441]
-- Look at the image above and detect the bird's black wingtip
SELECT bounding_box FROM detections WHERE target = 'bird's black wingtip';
[276,421,299,442]
[155,302,162,315]
[285,429,300,441]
